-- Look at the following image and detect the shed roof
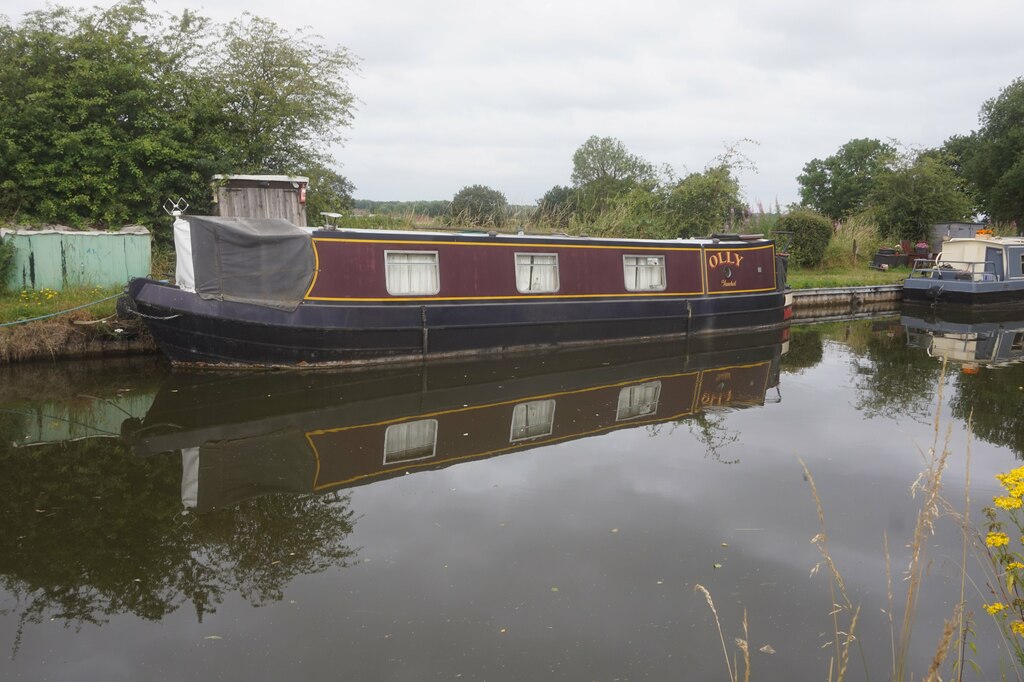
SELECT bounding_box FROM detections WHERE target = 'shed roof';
[212,174,309,184]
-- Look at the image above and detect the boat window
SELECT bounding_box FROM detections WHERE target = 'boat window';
[616,381,662,421]
[623,255,666,291]
[510,399,556,442]
[383,419,438,464]
[385,251,440,295]
[515,253,559,293]
[1013,333,1024,352]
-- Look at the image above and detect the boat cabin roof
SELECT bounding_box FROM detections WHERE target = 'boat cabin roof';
[945,235,1024,249]
[308,226,771,247]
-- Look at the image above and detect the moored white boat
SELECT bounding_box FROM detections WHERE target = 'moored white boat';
[903,233,1024,308]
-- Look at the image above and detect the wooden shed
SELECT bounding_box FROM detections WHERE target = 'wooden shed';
[931,222,986,253]
[211,174,309,227]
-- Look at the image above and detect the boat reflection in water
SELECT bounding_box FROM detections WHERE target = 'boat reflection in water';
[126,329,790,513]
[902,305,1024,370]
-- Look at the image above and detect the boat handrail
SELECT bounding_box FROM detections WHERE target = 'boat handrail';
[909,258,999,282]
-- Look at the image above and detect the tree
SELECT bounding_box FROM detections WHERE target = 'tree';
[935,135,982,211]
[963,77,1024,227]
[871,152,973,241]
[304,164,355,225]
[665,165,746,237]
[450,185,509,227]
[0,1,214,225]
[571,136,656,218]
[533,185,577,227]
[207,14,358,174]
[0,4,358,228]
[571,136,656,186]
[797,138,897,219]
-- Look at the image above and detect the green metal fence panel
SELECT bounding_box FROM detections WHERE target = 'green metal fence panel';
[1,228,151,291]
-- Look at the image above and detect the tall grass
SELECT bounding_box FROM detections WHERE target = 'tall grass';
[820,216,889,269]
[697,360,982,681]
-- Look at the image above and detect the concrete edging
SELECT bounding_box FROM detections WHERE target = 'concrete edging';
[791,284,903,320]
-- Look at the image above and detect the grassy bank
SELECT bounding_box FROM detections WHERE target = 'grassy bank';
[787,265,909,289]
[0,285,153,363]
[0,285,122,325]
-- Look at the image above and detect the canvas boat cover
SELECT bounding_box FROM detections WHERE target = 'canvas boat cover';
[175,215,315,311]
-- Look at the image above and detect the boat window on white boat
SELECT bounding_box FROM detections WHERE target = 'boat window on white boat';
[510,399,556,442]
[383,419,438,464]
[515,253,559,293]
[385,251,440,295]
[616,381,662,421]
[623,255,666,291]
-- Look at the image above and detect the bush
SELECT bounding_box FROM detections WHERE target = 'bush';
[777,210,833,267]
[450,185,509,228]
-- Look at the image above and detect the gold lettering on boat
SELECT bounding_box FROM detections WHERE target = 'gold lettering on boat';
[707,251,744,269]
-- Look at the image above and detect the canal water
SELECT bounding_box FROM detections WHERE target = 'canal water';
[2,314,1023,680]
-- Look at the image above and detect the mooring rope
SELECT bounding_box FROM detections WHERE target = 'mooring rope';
[0,292,123,328]
[132,310,180,321]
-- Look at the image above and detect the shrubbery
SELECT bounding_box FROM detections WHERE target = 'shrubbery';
[777,210,833,267]
[450,185,509,228]
[0,2,356,228]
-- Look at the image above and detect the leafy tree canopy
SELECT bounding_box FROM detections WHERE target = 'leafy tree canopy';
[665,165,746,238]
[533,185,577,228]
[450,184,509,227]
[571,136,657,219]
[208,13,357,174]
[571,136,656,187]
[304,163,356,225]
[0,2,357,228]
[871,150,973,241]
[962,77,1024,227]
[797,138,897,219]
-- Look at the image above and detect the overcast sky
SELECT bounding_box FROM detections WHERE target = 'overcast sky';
[7,0,1024,207]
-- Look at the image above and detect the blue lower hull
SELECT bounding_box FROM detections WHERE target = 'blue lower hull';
[126,278,789,367]
[902,276,1024,307]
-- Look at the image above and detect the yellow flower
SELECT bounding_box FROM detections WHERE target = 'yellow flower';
[987,532,1011,547]
[998,468,1024,498]
[986,602,1008,615]
[996,496,1024,510]
[1012,621,1024,637]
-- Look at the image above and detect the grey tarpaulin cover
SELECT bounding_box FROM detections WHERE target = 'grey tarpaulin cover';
[186,216,315,311]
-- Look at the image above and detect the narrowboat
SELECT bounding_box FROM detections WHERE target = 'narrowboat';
[903,233,1024,308]
[123,215,792,367]
[123,330,788,511]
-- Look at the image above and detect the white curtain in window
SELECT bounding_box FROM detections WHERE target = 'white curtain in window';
[510,399,556,441]
[624,255,665,291]
[384,419,438,463]
[386,252,439,295]
[516,254,559,293]
[616,381,662,420]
